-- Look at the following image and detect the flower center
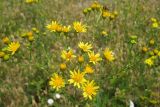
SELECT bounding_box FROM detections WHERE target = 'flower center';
[85,86,94,95]
[73,74,83,82]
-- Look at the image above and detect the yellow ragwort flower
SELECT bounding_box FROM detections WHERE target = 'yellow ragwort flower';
[68,70,86,88]
[101,31,108,36]
[152,22,158,28]
[46,21,62,32]
[78,42,92,52]
[88,52,102,64]
[73,21,87,33]
[49,73,65,91]
[2,37,10,44]
[62,25,71,33]
[0,51,5,58]
[102,11,111,18]
[104,48,115,62]
[60,63,67,70]
[90,1,102,9]
[27,31,33,37]
[7,42,20,55]
[144,58,154,66]
[84,64,94,74]
[158,51,160,56]
[25,0,38,3]
[142,47,148,53]
[78,56,84,63]
[82,80,99,100]
[61,49,76,61]
[150,17,157,22]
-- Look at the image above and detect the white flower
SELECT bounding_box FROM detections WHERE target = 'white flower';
[55,93,61,99]
[129,100,134,107]
[47,98,54,106]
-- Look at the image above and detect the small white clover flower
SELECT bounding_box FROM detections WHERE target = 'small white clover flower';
[47,98,54,106]
[55,93,61,99]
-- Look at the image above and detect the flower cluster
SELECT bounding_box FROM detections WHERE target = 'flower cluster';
[46,20,87,33]
[0,37,20,60]
[46,21,71,33]
[49,42,115,100]
[150,17,159,28]
[141,38,160,66]
[83,1,118,20]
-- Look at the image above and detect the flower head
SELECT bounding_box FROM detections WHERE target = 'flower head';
[82,80,99,100]
[152,22,158,28]
[2,37,10,44]
[78,42,92,52]
[73,21,87,33]
[101,31,108,36]
[103,48,115,62]
[49,73,65,91]
[7,42,20,55]
[46,21,62,32]
[60,63,67,70]
[61,49,76,61]
[84,64,94,74]
[68,70,86,88]
[102,11,111,18]
[90,1,102,10]
[144,58,154,66]
[25,0,38,3]
[0,51,5,58]
[62,25,71,33]
[47,98,54,106]
[88,52,102,64]
[150,17,157,22]
[78,56,84,63]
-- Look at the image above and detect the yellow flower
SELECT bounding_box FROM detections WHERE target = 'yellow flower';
[102,11,111,18]
[2,37,10,44]
[84,64,94,74]
[25,0,38,3]
[152,22,158,28]
[142,47,148,53]
[103,48,115,62]
[68,70,86,88]
[113,11,118,17]
[62,25,71,33]
[60,63,67,70]
[158,52,160,56]
[49,73,65,91]
[144,58,154,66]
[46,21,62,32]
[149,39,155,45]
[153,49,159,55]
[28,36,34,42]
[88,52,102,64]
[0,51,5,58]
[82,80,99,100]
[78,56,84,63]
[150,17,157,22]
[27,31,33,37]
[90,1,102,10]
[61,49,76,61]
[101,31,108,36]
[73,21,87,33]
[7,42,20,55]
[3,54,10,61]
[32,27,39,33]
[78,42,92,52]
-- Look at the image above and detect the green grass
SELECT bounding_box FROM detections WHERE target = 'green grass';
[0,0,160,107]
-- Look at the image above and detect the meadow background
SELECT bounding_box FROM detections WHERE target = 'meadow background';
[0,0,160,107]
